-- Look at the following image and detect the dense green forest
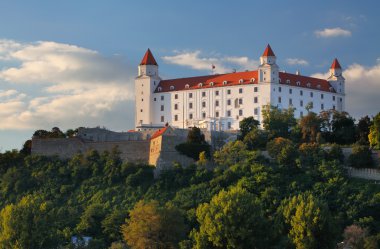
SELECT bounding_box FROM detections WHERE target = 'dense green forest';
[0,108,379,249]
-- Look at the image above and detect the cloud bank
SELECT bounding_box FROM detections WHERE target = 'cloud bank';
[0,39,134,130]
[315,27,352,38]
[286,58,309,66]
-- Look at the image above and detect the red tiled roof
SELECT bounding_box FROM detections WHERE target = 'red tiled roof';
[140,48,158,66]
[279,72,335,92]
[151,126,169,140]
[262,44,275,57]
[330,58,341,69]
[155,70,259,92]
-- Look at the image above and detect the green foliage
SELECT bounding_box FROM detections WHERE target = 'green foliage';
[193,186,270,249]
[175,127,211,160]
[298,143,324,169]
[267,137,298,168]
[242,128,269,150]
[369,112,380,149]
[299,112,321,143]
[279,193,336,249]
[239,116,260,140]
[349,144,374,168]
[187,126,205,144]
[121,200,186,249]
[356,116,372,145]
[326,144,345,163]
[262,104,296,139]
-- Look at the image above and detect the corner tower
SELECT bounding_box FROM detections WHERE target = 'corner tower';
[135,49,160,130]
[327,58,345,94]
[258,44,279,84]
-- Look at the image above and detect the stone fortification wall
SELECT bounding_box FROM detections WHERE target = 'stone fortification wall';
[32,137,149,163]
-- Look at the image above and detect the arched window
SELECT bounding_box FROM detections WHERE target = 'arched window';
[239,79,244,84]
[296,81,301,86]
[307,82,311,87]
[157,87,162,92]
[250,78,256,83]
[185,84,190,89]
[317,84,321,89]
[210,82,214,86]
[198,83,203,87]
[223,80,228,85]
[170,86,175,90]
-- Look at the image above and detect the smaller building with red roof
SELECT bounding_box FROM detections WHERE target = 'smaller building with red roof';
[135,45,345,131]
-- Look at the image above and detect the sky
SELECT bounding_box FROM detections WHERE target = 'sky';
[0,0,380,151]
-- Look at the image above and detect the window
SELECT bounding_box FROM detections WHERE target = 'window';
[215,100,219,107]
[189,113,193,119]
[289,89,292,94]
[161,105,164,111]
[198,83,203,87]
[333,96,336,101]
[210,82,214,86]
[215,90,219,96]
[340,97,342,102]
[228,122,231,129]
[161,95,164,100]
[140,109,143,112]
[189,93,193,98]
[227,99,231,105]
[170,86,175,90]
[254,97,258,103]
[227,110,231,117]
[161,116,164,122]
[286,79,290,84]
[202,112,206,118]
[307,83,311,87]
[189,103,193,109]
[174,115,178,121]
[174,104,178,110]
[300,111,303,117]
[254,87,258,92]
[296,81,300,86]
[185,84,189,89]
[223,80,228,85]
[317,84,321,89]
[278,97,281,103]
[254,108,258,115]
[300,100,303,107]
[333,105,336,110]
[158,87,162,91]
[227,89,231,94]
[239,88,243,94]
[300,90,303,96]
[278,87,282,92]
[239,79,244,84]
[154,98,156,101]
[310,92,313,97]
[289,98,292,105]
[215,111,219,118]
[239,109,243,116]
[202,101,206,108]
[321,94,324,99]
[202,92,206,97]
[239,98,243,105]
[250,78,255,83]
[175,94,178,99]
[141,98,144,102]
[321,103,324,110]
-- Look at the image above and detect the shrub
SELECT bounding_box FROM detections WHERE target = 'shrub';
[267,137,298,167]
[348,144,373,168]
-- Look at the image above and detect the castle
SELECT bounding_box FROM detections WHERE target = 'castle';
[135,45,345,131]
[31,44,345,168]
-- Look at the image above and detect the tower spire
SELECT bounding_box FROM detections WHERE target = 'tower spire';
[140,48,158,65]
[330,58,341,69]
[262,44,276,57]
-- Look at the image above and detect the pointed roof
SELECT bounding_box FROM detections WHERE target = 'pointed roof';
[262,44,276,57]
[140,48,158,66]
[330,58,342,69]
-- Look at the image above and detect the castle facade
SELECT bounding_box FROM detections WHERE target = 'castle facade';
[135,45,345,131]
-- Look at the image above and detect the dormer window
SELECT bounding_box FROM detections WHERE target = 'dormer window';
[307,82,311,87]
[279,78,282,83]
[286,79,290,84]
[317,84,321,89]
[198,83,203,87]
[210,82,214,86]
[329,87,334,92]
[170,86,175,90]
[185,84,190,89]
[250,78,255,83]
[223,80,228,85]
[157,87,162,92]
[239,79,244,84]
[296,81,301,86]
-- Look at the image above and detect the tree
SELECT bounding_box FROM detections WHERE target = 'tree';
[331,111,356,145]
[369,112,380,149]
[20,139,32,155]
[213,141,255,166]
[299,112,321,143]
[76,203,107,237]
[348,144,373,168]
[0,195,61,249]
[267,137,298,168]
[356,116,372,145]
[280,193,336,249]
[243,129,269,150]
[239,116,260,140]
[175,127,210,160]
[187,127,205,144]
[343,225,368,249]
[193,186,270,249]
[262,105,296,139]
[122,200,186,249]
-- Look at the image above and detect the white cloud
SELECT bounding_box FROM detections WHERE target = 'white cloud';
[0,39,134,130]
[312,60,380,118]
[315,27,352,38]
[162,50,259,74]
[286,58,309,66]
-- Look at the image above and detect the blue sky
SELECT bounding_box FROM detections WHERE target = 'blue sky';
[1,1,380,151]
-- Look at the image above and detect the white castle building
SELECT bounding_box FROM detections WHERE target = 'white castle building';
[135,45,345,131]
